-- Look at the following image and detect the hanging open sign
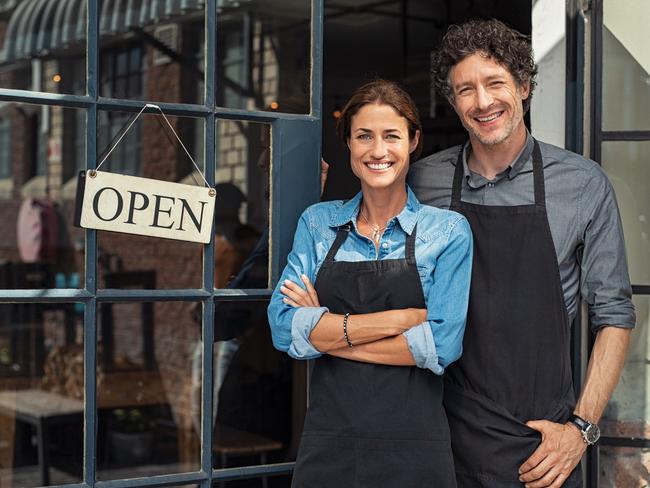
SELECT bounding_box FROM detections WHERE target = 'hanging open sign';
[74,104,216,244]
[75,170,216,243]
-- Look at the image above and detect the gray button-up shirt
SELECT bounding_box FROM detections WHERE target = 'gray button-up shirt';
[408,133,636,330]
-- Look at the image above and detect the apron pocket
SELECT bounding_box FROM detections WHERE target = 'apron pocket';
[445,383,540,483]
[292,435,357,488]
[355,438,456,488]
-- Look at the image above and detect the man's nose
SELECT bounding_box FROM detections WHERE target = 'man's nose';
[476,85,494,110]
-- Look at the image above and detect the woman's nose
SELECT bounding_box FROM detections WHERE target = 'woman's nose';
[370,138,388,159]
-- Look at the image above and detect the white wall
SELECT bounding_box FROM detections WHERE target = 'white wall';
[531,0,566,147]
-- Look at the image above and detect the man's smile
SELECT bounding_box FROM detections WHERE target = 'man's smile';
[474,110,504,124]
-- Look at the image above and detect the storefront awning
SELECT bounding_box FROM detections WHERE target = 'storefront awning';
[1,0,206,63]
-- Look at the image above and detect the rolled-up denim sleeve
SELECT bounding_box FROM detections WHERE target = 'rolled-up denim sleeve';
[419,216,473,373]
[404,322,441,374]
[267,209,327,360]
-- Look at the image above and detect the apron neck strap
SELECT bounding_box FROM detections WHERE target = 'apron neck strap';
[323,224,350,263]
[406,224,417,264]
[531,140,545,206]
[451,146,465,206]
[323,223,418,263]
[451,139,546,207]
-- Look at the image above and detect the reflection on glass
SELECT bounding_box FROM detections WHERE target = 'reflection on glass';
[215,120,270,290]
[0,102,85,289]
[601,141,650,285]
[216,0,311,113]
[208,301,307,471]
[599,446,649,487]
[0,1,87,95]
[97,111,204,289]
[0,303,84,487]
[603,1,650,130]
[97,301,200,480]
[601,295,650,485]
[99,1,205,104]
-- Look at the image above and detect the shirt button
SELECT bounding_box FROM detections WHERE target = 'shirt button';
[382,242,388,249]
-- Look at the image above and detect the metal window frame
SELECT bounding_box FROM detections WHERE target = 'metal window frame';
[0,0,324,486]
[588,0,650,486]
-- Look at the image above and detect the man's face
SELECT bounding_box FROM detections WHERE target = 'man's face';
[449,53,529,147]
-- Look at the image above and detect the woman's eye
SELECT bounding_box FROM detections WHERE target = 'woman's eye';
[386,134,401,140]
[357,134,372,140]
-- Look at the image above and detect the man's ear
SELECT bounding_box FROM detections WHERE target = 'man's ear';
[519,80,531,100]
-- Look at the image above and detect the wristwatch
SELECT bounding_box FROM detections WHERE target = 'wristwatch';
[567,414,601,445]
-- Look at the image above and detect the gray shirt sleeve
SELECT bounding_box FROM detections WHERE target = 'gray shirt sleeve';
[579,165,636,330]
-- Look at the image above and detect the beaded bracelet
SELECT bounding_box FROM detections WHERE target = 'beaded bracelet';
[343,313,353,348]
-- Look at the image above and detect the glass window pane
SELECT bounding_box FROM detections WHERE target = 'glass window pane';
[215,120,270,289]
[0,102,85,289]
[603,0,650,130]
[0,1,87,95]
[599,446,649,486]
[99,4,205,105]
[97,301,200,480]
[0,303,85,487]
[602,295,648,439]
[211,300,306,470]
[216,0,311,114]
[96,111,204,289]
[601,141,650,286]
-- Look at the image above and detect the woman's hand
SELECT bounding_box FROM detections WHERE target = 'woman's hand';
[281,274,320,308]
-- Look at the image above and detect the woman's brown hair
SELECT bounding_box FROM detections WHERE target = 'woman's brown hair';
[337,79,423,160]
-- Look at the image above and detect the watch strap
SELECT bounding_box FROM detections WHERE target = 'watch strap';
[567,414,589,432]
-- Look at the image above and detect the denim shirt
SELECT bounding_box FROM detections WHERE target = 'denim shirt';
[267,187,473,375]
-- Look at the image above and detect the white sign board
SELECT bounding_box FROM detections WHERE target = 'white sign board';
[75,170,216,244]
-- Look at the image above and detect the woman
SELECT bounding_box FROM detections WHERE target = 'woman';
[267,80,472,487]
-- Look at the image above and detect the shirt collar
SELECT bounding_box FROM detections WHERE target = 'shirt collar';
[329,185,421,235]
[461,131,535,187]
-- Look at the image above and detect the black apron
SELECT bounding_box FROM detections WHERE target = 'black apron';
[444,141,582,487]
[292,224,456,487]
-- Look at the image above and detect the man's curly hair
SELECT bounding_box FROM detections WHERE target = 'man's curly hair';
[432,19,538,113]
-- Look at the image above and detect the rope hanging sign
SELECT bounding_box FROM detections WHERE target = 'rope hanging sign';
[74,104,216,244]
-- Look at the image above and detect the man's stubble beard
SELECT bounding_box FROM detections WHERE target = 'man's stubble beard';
[463,109,522,147]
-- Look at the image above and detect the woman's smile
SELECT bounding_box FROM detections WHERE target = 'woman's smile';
[365,160,393,171]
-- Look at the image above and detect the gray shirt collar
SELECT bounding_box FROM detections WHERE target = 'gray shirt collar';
[461,132,535,189]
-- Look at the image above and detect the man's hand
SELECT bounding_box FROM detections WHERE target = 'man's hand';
[518,420,586,488]
[281,275,320,308]
[321,159,329,196]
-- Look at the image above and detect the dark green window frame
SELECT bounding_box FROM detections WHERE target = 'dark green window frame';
[0,0,324,486]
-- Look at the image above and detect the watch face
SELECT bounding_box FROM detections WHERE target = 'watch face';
[585,424,601,444]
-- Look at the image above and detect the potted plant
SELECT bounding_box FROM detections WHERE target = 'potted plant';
[108,408,156,466]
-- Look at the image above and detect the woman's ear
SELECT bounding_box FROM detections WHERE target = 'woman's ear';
[409,130,421,154]
[346,137,351,150]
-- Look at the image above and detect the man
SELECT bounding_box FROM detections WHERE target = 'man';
[407,19,634,488]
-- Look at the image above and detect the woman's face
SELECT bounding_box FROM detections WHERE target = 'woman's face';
[348,103,419,192]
